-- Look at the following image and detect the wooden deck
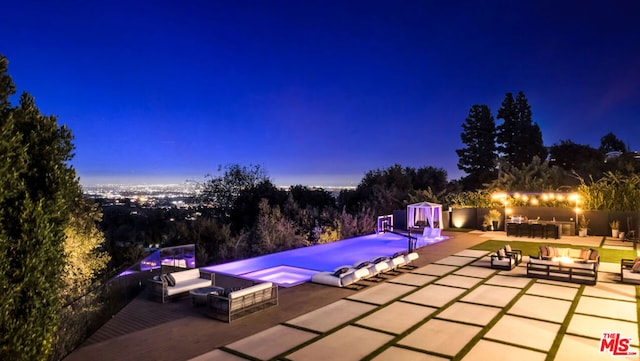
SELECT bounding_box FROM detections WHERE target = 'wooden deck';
[64,232,485,361]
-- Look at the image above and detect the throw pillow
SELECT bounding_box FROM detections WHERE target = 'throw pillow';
[497,249,506,260]
[588,249,599,261]
[548,246,558,258]
[504,244,512,253]
[159,274,168,285]
[166,273,176,287]
[540,246,549,258]
[632,261,640,273]
[372,257,387,264]
[633,257,640,266]
[333,267,351,277]
[392,251,407,258]
[579,248,590,260]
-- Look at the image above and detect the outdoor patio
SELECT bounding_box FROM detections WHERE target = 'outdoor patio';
[64,231,639,361]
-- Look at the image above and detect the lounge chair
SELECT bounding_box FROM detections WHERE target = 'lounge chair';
[311,265,369,289]
[390,251,419,270]
[354,259,388,282]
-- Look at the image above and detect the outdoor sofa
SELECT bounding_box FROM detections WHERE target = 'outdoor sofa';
[147,268,214,303]
[526,245,600,285]
[206,281,278,322]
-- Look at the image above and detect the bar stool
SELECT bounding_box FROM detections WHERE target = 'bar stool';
[530,223,544,238]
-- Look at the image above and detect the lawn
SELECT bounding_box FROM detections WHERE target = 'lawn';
[470,239,637,264]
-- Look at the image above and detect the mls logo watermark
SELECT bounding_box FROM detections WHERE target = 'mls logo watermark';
[600,332,637,356]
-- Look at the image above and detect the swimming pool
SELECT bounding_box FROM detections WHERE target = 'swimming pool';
[201,232,447,286]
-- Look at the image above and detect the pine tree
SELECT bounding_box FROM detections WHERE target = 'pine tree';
[456,104,497,190]
[496,91,546,166]
[0,54,80,361]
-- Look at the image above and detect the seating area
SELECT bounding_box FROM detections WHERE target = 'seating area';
[620,257,640,283]
[311,251,419,288]
[206,282,278,323]
[526,246,600,285]
[147,268,214,303]
[489,244,522,270]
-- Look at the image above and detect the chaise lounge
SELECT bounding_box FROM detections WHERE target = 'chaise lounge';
[311,265,369,288]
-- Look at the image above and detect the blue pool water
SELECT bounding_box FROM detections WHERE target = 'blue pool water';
[201,232,446,286]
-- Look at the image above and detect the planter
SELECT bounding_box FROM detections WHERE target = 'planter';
[578,228,588,237]
[612,229,620,238]
[619,232,625,239]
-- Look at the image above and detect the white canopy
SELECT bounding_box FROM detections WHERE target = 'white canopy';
[407,202,443,230]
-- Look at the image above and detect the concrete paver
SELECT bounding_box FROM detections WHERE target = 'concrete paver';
[461,339,546,361]
[574,296,638,321]
[398,318,483,357]
[347,282,416,305]
[356,302,437,334]
[460,284,521,307]
[412,263,458,276]
[485,274,532,288]
[507,294,572,323]
[372,346,449,361]
[453,266,497,278]
[287,325,394,361]
[485,314,560,352]
[434,255,476,266]
[388,273,437,286]
[437,302,501,326]
[526,282,579,300]
[434,274,484,289]
[402,284,467,308]
[286,299,377,332]
[225,324,317,360]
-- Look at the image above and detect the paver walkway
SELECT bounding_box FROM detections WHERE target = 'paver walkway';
[193,245,639,360]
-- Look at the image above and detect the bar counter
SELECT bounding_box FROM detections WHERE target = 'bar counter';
[506,221,575,239]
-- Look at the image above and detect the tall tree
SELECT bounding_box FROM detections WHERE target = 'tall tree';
[599,132,627,155]
[496,91,546,166]
[200,164,270,219]
[456,104,497,190]
[548,139,604,184]
[0,55,80,360]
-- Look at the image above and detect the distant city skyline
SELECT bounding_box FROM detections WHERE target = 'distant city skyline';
[3,1,639,187]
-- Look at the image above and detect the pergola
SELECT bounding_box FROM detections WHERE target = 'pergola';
[407,202,444,237]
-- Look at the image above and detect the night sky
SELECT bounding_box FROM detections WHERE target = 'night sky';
[2,1,639,187]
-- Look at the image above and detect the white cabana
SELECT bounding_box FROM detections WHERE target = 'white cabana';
[407,202,444,238]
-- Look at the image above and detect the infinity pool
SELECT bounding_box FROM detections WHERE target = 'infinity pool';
[201,232,447,287]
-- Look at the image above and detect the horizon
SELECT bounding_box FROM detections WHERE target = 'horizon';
[4,1,639,186]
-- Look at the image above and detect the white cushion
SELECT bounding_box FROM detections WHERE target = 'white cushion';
[170,268,202,284]
[229,282,272,299]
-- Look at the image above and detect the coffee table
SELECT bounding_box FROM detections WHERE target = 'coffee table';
[189,286,224,306]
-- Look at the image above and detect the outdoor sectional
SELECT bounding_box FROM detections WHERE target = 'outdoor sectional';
[206,281,278,322]
[526,246,600,285]
[147,268,214,303]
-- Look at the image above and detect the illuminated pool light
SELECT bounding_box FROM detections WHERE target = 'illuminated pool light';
[240,266,319,287]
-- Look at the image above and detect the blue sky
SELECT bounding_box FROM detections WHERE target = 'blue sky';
[2,1,639,186]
